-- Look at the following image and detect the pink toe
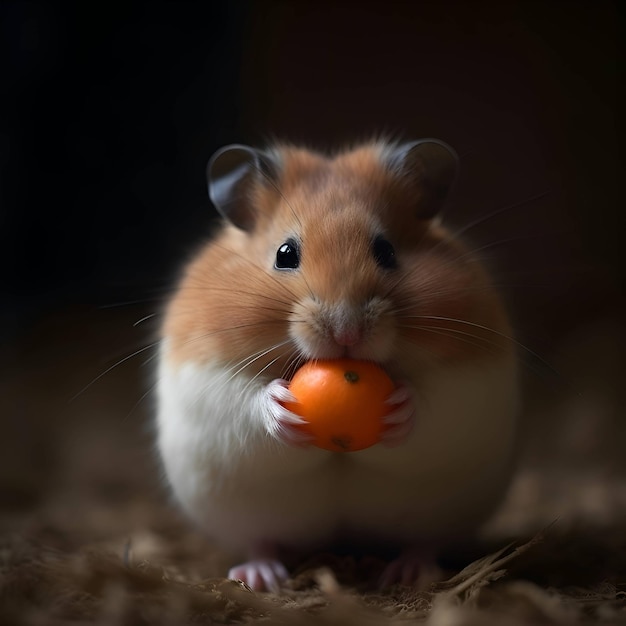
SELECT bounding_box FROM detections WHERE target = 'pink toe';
[228,558,289,592]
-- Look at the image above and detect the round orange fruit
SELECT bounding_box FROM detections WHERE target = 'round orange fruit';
[283,359,396,452]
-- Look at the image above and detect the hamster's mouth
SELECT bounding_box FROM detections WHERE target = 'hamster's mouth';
[287,355,390,380]
[295,340,385,365]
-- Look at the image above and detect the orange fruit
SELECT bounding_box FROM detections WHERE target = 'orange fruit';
[283,359,396,452]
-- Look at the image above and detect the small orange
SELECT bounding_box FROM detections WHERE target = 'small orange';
[282,359,396,452]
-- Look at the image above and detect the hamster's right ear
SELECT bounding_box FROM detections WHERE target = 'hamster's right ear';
[387,139,459,219]
[207,144,279,231]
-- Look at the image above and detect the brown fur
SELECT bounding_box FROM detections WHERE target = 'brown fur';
[164,142,513,375]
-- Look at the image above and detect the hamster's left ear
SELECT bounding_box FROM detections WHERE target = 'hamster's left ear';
[386,139,459,218]
[207,144,279,231]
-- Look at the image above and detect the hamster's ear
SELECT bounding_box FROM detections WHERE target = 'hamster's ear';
[207,144,279,231]
[387,139,459,219]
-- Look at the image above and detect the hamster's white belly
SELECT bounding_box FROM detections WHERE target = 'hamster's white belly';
[157,349,518,555]
[337,360,518,540]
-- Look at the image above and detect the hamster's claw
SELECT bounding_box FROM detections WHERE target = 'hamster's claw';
[228,558,289,593]
[380,381,416,447]
[261,379,313,447]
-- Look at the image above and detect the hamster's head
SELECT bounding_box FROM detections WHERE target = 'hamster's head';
[165,140,508,379]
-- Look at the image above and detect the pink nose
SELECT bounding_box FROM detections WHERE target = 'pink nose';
[333,327,362,347]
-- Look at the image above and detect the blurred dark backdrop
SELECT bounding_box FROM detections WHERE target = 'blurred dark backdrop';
[2,1,250,335]
[2,0,622,345]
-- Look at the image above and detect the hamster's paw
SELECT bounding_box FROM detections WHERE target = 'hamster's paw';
[228,558,289,593]
[378,549,442,590]
[380,381,416,447]
[260,379,313,446]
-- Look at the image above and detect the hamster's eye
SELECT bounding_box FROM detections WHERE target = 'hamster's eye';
[275,239,300,270]
[372,235,397,270]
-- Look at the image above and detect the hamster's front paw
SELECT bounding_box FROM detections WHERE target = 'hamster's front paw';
[260,379,313,446]
[380,381,416,447]
[228,558,289,592]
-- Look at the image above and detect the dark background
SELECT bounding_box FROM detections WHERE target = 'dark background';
[0,1,624,507]
[2,0,622,340]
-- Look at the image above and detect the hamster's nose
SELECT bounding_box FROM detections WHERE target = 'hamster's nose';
[328,303,366,348]
[333,326,362,347]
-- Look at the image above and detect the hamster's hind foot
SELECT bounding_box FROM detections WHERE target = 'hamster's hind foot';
[228,558,289,592]
[378,548,442,590]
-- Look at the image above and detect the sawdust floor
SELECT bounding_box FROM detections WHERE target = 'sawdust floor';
[2,307,626,625]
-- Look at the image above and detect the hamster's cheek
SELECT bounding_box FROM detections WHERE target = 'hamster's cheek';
[287,298,341,360]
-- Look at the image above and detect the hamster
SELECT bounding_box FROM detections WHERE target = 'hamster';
[156,139,519,592]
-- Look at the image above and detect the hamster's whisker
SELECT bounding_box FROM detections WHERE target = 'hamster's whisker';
[433,190,552,253]
[226,339,294,384]
[380,270,409,302]
[403,323,557,380]
[240,354,286,398]
[405,314,557,374]
[296,264,316,304]
[211,214,313,299]
[172,301,293,320]
[450,234,553,264]
[141,350,160,367]
[98,292,174,309]
[179,286,295,310]
[134,313,158,327]
[182,321,289,342]
[249,159,304,230]
[396,335,451,365]
[70,341,160,402]
[241,343,302,397]
[175,322,292,360]
[224,343,284,378]
[235,342,299,399]
[398,324,505,357]
[405,315,514,342]
[125,381,159,420]
[396,194,554,294]
[281,351,307,381]
[208,243,301,301]
[390,287,498,314]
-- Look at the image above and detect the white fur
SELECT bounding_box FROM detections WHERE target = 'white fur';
[157,345,339,552]
[157,341,518,556]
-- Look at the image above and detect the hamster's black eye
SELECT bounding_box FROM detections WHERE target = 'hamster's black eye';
[275,239,300,270]
[372,235,397,270]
